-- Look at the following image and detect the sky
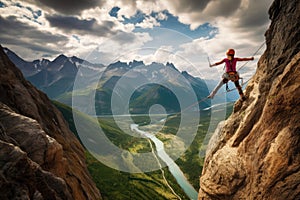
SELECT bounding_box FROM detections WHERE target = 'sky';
[0,0,273,80]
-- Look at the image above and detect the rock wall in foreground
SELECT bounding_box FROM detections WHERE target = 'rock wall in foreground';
[198,0,300,199]
[0,45,101,199]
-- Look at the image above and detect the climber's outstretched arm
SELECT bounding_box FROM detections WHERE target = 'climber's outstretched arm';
[236,57,254,61]
[210,59,225,67]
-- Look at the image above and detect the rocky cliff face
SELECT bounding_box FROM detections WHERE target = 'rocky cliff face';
[0,46,101,199]
[198,0,300,199]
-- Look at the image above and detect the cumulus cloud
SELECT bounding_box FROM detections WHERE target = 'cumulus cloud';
[114,31,149,45]
[84,31,152,64]
[136,15,160,29]
[156,11,168,21]
[11,0,273,33]
[146,46,174,64]
[0,0,153,61]
[102,0,272,57]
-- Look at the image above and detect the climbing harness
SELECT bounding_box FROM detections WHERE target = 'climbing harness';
[223,71,239,81]
[223,71,241,91]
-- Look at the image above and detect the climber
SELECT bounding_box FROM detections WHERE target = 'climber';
[208,48,254,101]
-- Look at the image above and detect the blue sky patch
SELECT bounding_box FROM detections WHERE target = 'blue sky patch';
[121,10,218,40]
[122,10,145,24]
[109,6,120,18]
[0,1,5,8]
[31,8,42,20]
[12,2,42,20]
[156,11,218,39]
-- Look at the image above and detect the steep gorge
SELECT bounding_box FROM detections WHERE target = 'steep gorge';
[198,0,300,199]
[0,45,101,199]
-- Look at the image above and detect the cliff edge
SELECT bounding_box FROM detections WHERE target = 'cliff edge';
[199,0,300,199]
[0,45,101,199]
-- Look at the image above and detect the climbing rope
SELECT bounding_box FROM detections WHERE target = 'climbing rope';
[237,41,266,71]
[163,77,251,123]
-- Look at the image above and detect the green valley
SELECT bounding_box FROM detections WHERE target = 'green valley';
[53,100,234,199]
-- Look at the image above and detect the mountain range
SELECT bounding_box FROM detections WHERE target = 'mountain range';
[4,48,105,98]
[4,48,210,115]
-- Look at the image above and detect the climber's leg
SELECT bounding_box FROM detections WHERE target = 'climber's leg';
[234,80,246,101]
[208,78,228,99]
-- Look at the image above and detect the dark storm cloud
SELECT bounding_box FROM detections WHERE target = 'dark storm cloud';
[209,0,242,17]
[165,0,271,37]
[46,14,116,36]
[237,1,271,28]
[39,0,103,14]
[45,14,138,45]
[0,16,67,55]
[2,35,61,55]
[169,0,242,18]
[173,0,211,12]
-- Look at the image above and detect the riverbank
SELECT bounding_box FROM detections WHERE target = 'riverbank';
[131,124,198,200]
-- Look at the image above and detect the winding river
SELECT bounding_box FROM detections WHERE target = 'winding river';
[130,124,198,200]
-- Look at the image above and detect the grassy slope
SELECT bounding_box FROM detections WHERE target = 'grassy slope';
[53,101,189,199]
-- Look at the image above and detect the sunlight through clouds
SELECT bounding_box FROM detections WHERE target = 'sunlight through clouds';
[0,0,272,81]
